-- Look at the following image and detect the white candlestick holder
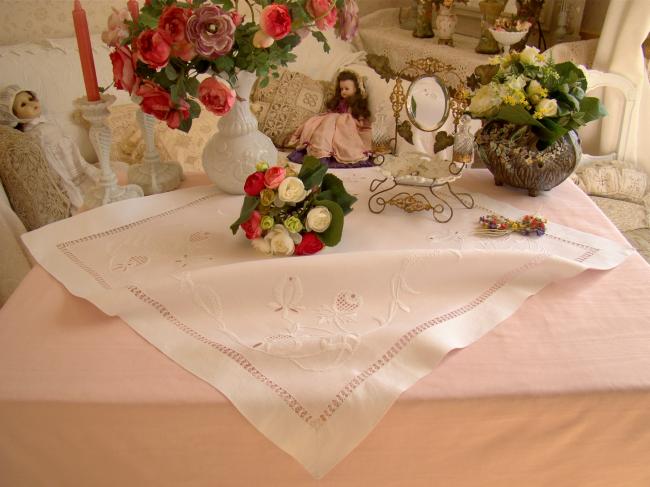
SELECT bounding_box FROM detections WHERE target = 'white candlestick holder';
[75,94,143,208]
[127,110,183,195]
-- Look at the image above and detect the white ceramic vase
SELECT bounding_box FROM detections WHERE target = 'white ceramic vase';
[435,6,457,46]
[202,71,278,194]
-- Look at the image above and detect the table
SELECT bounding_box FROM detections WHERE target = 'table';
[1,170,650,486]
[358,8,491,83]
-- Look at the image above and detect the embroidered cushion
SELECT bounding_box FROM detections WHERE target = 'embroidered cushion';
[251,69,334,148]
[576,161,647,204]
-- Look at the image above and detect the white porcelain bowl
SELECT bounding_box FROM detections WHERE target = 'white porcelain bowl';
[489,28,528,50]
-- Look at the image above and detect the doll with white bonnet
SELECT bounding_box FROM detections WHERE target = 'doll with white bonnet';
[0,85,100,211]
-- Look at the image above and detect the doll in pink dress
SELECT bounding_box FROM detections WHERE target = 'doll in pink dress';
[288,70,373,168]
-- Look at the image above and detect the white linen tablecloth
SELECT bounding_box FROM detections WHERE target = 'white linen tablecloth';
[20,168,633,477]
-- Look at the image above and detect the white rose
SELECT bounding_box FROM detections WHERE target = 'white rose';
[306,206,332,233]
[519,46,544,66]
[269,226,295,256]
[535,98,558,118]
[526,80,547,105]
[506,75,527,91]
[278,177,309,203]
[251,237,272,255]
[468,84,502,117]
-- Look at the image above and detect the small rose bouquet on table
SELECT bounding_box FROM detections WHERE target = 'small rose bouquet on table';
[230,157,357,256]
[102,0,360,131]
[492,16,532,33]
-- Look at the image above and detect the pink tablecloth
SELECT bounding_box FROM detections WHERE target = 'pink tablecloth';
[1,170,650,486]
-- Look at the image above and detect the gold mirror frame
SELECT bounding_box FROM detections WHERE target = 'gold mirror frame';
[390,57,470,154]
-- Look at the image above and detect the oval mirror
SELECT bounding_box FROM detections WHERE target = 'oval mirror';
[405,75,450,132]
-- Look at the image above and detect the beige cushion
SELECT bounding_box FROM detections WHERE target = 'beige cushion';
[590,196,648,232]
[0,126,70,231]
[576,161,648,204]
[251,69,334,148]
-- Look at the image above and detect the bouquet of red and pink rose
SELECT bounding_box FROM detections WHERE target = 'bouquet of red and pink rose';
[103,0,359,131]
[230,157,356,256]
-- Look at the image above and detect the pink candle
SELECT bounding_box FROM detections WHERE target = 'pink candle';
[72,0,100,102]
[127,0,139,22]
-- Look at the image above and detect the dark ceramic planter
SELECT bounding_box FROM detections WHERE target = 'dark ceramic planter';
[475,121,582,197]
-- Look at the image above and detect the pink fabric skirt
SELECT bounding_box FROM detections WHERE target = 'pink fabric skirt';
[288,112,370,164]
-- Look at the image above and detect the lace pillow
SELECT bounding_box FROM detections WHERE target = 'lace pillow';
[0,126,70,231]
[576,162,648,204]
[251,69,334,148]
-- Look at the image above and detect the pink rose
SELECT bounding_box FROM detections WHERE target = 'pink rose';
[244,172,266,196]
[306,0,338,31]
[101,8,129,47]
[260,4,292,40]
[264,166,286,189]
[241,211,262,240]
[295,232,324,255]
[137,81,190,130]
[110,46,139,94]
[158,5,196,61]
[198,77,236,116]
[135,28,172,69]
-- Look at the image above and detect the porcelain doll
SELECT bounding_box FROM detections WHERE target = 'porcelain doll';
[0,85,100,211]
[287,70,373,168]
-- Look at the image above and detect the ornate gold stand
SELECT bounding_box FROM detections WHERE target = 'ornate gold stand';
[368,160,474,224]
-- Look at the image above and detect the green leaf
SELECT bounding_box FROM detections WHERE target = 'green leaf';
[213,56,235,74]
[494,105,545,128]
[298,156,328,189]
[188,99,201,119]
[259,76,270,88]
[185,77,200,97]
[311,31,331,54]
[579,96,608,125]
[538,118,569,147]
[317,174,358,215]
[311,200,344,247]
[170,84,179,103]
[178,116,193,133]
[165,63,178,81]
[230,196,259,235]
[138,11,159,29]
[554,62,588,91]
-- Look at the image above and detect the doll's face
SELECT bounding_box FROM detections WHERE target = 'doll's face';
[12,91,41,120]
[339,80,356,99]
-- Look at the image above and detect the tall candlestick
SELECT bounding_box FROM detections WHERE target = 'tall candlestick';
[127,0,139,22]
[72,0,100,102]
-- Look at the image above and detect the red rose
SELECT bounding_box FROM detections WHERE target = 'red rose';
[135,28,171,68]
[158,6,196,61]
[110,45,139,94]
[136,81,189,130]
[244,171,266,196]
[295,232,324,255]
[260,4,292,40]
[198,77,236,116]
[263,166,286,189]
[241,211,262,240]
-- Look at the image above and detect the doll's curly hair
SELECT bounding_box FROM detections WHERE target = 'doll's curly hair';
[326,70,371,121]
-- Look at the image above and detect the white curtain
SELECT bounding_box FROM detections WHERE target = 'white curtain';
[593,0,650,173]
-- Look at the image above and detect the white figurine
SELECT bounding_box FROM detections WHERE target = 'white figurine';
[0,85,100,211]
